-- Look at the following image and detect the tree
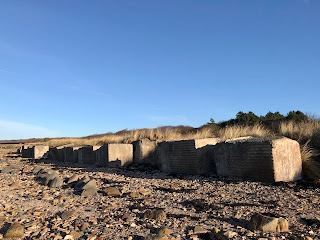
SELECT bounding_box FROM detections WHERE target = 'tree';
[286,111,308,121]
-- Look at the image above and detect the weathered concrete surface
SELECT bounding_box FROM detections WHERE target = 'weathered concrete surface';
[49,147,61,162]
[96,144,133,167]
[61,147,74,162]
[22,146,49,159]
[21,147,33,158]
[34,146,49,159]
[78,146,95,164]
[159,138,219,174]
[213,137,302,182]
[132,139,158,164]
[92,146,100,165]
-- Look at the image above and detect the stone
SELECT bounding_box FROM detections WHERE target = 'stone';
[248,213,289,233]
[4,223,24,238]
[61,210,77,220]
[81,188,97,197]
[213,137,302,182]
[81,222,90,231]
[158,227,172,235]
[144,209,166,221]
[32,166,43,174]
[1,165,17,174]
[69,230,82,239]
[80,179,97,197]
[302,237,313,240]
[103,187,121,197]
[222,231,238,238]
[193,226,207,234]
[48,176,63,188]
[158,138,219,174]
[67,174,81,184]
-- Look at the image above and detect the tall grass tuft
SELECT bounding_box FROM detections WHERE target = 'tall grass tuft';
[218,124,272,141]
[300,141,320,180]
[279,120,320,142]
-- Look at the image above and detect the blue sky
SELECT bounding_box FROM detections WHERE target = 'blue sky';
[0,1,319,140]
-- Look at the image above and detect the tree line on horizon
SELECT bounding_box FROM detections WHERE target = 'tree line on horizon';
[207,110,313,127]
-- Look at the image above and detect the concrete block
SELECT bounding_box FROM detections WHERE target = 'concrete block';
[22,146,49,159]
[73,149,79,163]
[96,144,133,167]
[132,138,158,164]
[78,146,95,164]
[159,138,219,174]
[34,146,49,159]
[213,137,302,182]
[22,147,33,158]
[61,147,74,162]
[49,147,61,162]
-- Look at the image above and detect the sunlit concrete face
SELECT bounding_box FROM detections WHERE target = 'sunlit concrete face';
[213,137,302,182]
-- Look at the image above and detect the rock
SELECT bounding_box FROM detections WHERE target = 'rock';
[144,209,166,221]
[103,187,121,197]
[74,178,97,197]
[248,213,289,233]
[61,210,77,220]
[22,165,34,173]
[69,230,82,239]
[32,166,43,174]
[129,191,141,198]
[158,227,172,235]
[83,179,97,190]
[4,223,24,238]
[222,231,238,238]
[74,176,91,190]
[64,235,74,240]
[1,165,17,174]
[81,222,90,231]
[193,226,207,234]
[67,174,81,184]
[81,188,97,197]
[48,176,63,188]
[302,237,313,240]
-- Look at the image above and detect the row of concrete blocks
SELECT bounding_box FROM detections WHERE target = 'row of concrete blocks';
[49,144,134,168]
[22,137,303,182]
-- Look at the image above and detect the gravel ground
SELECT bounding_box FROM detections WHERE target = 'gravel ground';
[0,156,320,240]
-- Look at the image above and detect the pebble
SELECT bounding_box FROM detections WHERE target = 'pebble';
[4,223,25,238]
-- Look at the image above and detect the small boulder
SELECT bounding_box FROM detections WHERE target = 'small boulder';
[144,209,166,221]
[67,174,81,184]
[48,176,64,188]
[248,213,289,233]
[158,226,172,235]
[61,210,77,221]
[103,187,121,197]
[4,223,24,238]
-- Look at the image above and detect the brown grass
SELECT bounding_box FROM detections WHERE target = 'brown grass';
[300,141,320,180]
[40,127,217,147]
[218,124,272,141]
[279,120,320,142]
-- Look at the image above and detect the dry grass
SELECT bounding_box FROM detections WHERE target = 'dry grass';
[218,124,272,141]
[300,141,320,180]
[41,127,217,147]
[279,120,320,142]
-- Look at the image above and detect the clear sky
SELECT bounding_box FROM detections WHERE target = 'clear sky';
[0,1,319,140]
